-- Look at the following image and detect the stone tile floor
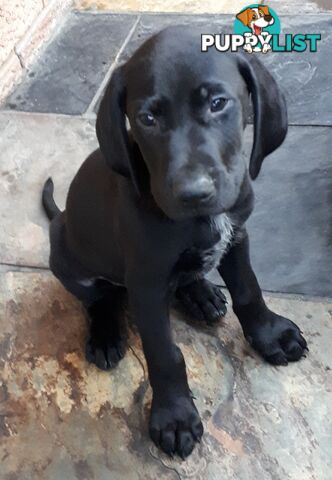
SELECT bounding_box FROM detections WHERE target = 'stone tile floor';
[73,0,332,14]
[74,0,259,14]
[1,271,331,479]
[0,6,332,480]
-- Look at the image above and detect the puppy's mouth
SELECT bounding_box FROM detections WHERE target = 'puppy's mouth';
[164,201,226,221]
[254,25,262,35]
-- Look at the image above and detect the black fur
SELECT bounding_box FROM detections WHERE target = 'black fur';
[42,177,60,220]
[43,26,306,459]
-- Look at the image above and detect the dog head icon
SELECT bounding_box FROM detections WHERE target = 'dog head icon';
[236,5,274,35]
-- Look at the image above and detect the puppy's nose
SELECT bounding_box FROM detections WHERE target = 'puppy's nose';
[173,176,215,204]
[264,14,273,21]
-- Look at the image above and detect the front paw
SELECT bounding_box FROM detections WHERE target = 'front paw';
[149,395,203,458]
[244,311,308,366]
[176,279,227,324]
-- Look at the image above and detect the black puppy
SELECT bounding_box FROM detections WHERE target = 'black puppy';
[42,26,307,458]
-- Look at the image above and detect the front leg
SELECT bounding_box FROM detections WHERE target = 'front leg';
[127,276,203,458]
[218,230,307,365]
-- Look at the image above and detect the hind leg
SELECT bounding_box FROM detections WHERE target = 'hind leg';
[84,280,127,370]
[59,275,127,370]
[49,216,127,370]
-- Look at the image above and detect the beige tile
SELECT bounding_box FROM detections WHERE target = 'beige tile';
[266,0,332,13]
[75,0,259,14]
[0,54,22,103]
[0,0,43,66]
[0,0,73,104]
[0,112,97,267]
[15,0,73,67]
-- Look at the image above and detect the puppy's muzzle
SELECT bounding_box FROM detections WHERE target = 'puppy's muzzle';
[172,175,216,205]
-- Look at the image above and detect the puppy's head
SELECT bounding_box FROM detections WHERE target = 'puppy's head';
[236,6,274,34]
[96,26,287,220]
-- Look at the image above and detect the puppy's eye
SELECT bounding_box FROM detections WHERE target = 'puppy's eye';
[252,14,257,19]
[210,97,228,113]
[138,112,156,127]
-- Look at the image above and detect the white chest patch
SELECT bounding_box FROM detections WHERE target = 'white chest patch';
[212,213,234,255]
[200,213,234,274]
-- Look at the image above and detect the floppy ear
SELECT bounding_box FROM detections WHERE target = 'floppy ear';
[236,8,250,26]
[237,54,288,179]
[96,67,142,193]
[259,5,270,15]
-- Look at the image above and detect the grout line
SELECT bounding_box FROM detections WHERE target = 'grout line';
[219,284,332,303]
[0,262,331,302]
[262,122,331,128]
[73,9,332,16]
[148,448,182,480]
[0,109,96,119]
[73,9,231,16]
[129,345,147,380]
[287,123,332,128]
[15,0,73,60]
[0,0,73,104]
[81,111,97,119]
[13,46,25,69]
[258,289,332,303]
[84,14,141,115]
[0,260,331,302]
[248,121,332,128]
[0,262,50,272]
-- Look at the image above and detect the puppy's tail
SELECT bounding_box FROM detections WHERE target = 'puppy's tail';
[42,177,61,220]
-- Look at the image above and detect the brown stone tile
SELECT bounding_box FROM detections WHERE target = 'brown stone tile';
[0,270,331,478]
